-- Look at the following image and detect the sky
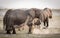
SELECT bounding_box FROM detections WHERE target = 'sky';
[0,0,60,9]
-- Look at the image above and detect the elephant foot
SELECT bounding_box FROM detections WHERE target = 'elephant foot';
[12,32,16,34]
[43,27,47,29]
[6,30,11,34]
[28,32,32,34]
[6,32,11,34]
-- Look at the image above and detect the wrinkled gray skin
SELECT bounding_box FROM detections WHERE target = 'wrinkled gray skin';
[3,9,35,34]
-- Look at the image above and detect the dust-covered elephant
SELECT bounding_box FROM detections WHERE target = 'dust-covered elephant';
[3,9,36,34]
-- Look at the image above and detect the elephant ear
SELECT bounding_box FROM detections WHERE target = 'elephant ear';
[49,8,52,13]
[28,9,35,18]
[49,8,52,16]
[39,10,45,22]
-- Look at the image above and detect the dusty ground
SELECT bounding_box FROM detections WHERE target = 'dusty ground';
[0,10,60,38]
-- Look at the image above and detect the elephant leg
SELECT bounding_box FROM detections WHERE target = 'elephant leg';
[27,16,33,34]
[6,30,11,34]
[6,18,12,34]
[28,22,32,34]
[6,25,11,34]
[44,21,46,26]
[43,20,47,29]
[28,25,32,34]
[46,18,49,28]
[12,26,16,34]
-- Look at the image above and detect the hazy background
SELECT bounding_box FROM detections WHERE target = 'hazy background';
[0,0,60,9]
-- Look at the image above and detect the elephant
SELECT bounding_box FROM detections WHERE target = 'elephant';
[3,9,36,34]
[41,8,52,28]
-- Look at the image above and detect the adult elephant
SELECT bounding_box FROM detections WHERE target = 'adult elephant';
[3,9,35,34]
